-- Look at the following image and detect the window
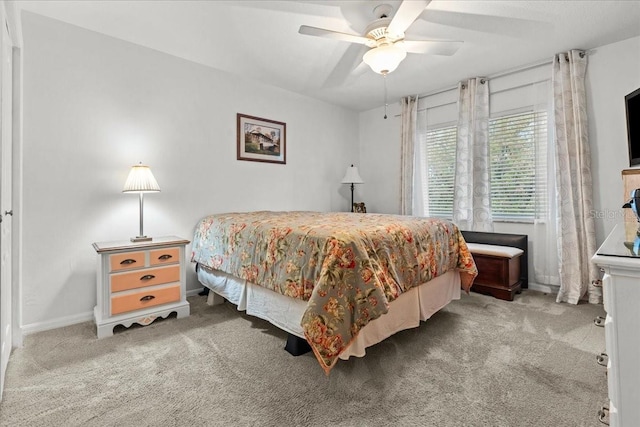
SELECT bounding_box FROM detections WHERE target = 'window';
[422,125,456,218]
[419,109,548,222]
[489,110,547,220]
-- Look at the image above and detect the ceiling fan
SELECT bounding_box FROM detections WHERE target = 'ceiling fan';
[298,0,463,76]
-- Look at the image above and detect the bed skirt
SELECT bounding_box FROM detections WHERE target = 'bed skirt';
[197,267,461,360]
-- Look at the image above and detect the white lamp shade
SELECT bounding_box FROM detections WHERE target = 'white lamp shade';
[122,163,160,193]
[341,164,364,184]
[363,44,407,75]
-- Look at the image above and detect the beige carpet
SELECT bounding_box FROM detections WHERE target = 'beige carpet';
[0,290,607,427]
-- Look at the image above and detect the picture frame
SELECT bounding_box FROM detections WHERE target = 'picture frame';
[237,113,286,164]
[353,202,367,213]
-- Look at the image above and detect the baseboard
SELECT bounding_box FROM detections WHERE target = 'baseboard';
[22,291,205,337]
[527,282,559,295]
[20,285,556,336]
[21,311,93,337]
[186,288,203,297]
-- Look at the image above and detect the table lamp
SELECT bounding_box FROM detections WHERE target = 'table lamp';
[341,164,364,212]
[123,162,160,242]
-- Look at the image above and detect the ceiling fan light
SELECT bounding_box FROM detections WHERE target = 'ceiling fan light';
[363,44,407,74]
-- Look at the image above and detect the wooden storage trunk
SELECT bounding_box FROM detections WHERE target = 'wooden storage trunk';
[467,243,523,301]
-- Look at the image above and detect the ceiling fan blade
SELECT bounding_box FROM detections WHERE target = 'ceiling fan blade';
[402,40,463,56]
[387,0,431,37]
[335,61,371,88]
[322,44,367,88]
[421,10,552,38]
[298,25,370,45]
[351,61,370,78]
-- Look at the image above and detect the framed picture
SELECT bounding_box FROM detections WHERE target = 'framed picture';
[353,202,367,213]
[237,113,286,164]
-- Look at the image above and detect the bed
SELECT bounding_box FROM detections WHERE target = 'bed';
[191,211,477,374]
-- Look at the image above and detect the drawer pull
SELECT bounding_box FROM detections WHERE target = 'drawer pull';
[594,316,605,327]
[140,295,156,302]
[596,352,608,366]
[140,274,156,281]
[120,259,137,265]
[598,405,609,425]
[158,254,173,260]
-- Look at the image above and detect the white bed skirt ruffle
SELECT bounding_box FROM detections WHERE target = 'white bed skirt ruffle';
[198,267,460,360]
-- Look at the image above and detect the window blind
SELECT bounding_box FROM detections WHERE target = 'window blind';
[424,126,456,218]
[489,110,548,220]
[421,110,548,221]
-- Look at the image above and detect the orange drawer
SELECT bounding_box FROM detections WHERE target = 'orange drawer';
[111,284,180,315]
[110,251,145,272]
[110,265,180,293]
[150,247,179,266]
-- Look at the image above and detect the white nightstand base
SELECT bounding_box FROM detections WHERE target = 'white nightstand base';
[94,302,190,339]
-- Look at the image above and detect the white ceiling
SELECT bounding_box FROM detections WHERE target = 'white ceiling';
[16,0,640,111]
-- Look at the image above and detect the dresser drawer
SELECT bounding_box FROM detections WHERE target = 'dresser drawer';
[110,251,145,272]
[110,265,180,293]
[111,284,180,315]
[150,247,179,266]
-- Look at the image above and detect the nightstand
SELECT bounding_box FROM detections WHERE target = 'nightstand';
[92,236,190,338]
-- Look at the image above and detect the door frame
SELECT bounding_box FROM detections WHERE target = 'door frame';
[0,0,21,401]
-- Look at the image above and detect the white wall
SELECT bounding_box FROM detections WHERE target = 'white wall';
[358,103,402,214]
[588,36,640,244]
[20,12,359,331]
[359,35,640,288]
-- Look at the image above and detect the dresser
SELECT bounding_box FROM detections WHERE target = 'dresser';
[93,236,190,338]
[591,223,640,426]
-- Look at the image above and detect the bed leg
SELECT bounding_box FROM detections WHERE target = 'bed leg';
[284,334,311,356]
[206,291,225,306]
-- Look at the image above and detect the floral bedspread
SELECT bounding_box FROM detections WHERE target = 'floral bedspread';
[191,211,477,374]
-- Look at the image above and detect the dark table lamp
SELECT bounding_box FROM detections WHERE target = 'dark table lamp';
[341,164,364,212]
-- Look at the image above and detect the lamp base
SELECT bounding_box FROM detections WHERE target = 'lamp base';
[131,236,152,242]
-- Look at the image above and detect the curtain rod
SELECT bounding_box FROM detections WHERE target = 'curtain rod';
[415,50,591,101]
[416,77,552,112]
[417,57,553,100]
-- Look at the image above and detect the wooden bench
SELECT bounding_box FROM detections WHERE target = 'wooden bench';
[461,231,529,302]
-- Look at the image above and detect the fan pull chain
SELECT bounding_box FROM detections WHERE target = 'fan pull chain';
[383,73,388,119]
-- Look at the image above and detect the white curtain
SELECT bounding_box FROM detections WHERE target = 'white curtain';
[532,80,561,286]
[453,78,493,231]
[413,109,428,216]
[400,95,418,215]
[552,50,599,304]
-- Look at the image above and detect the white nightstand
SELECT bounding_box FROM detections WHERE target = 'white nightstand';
[92,236,190,338]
